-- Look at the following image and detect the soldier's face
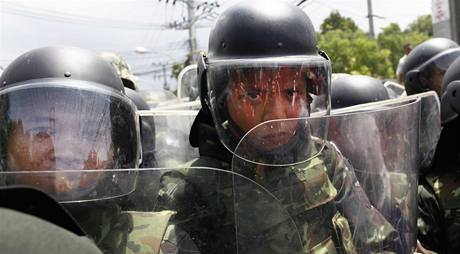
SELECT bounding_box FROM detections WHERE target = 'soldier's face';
[6,109,113,195]
[429,68,445,96]
[226,67,309,150]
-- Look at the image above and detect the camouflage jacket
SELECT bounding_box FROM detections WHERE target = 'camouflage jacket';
[65,200,197,254]
[157,121,398,254]
[417,127,460,254]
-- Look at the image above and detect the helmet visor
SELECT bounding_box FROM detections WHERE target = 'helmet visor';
[207,56,331,153]
[0,81,140,201]
[419,48,460,72]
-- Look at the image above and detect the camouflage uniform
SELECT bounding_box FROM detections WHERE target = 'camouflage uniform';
[157,119,399,254]
[417,125,460,254]
[64,196,197,254]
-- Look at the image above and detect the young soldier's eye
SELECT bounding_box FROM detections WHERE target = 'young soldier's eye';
[246,91,261,100]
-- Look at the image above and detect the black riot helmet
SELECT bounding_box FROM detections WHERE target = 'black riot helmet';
[440,57,460,125]
[0,46,141,202]
[0,47,125,92]
[403,38,460,96]
[198,0,331,157]
[331,75,389,109]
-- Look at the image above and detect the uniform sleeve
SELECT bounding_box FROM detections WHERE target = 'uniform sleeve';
[155,163,236,253]
[325,143,400,252]
[156,169,194,213]
[417,176,445,253]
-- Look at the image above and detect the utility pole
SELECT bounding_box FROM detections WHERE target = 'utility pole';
[162,64,169,90]
[186,0,198,63]
[367,0,375,38]
[161,0,219,64]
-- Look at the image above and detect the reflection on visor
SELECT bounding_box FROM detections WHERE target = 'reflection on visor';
[2,169,137,202]
[225,66,328,133]
[419,48,460,71]
[0,83,140,200]
[228,66,326,102]
[207,58,331,153]
[228,67,309,125]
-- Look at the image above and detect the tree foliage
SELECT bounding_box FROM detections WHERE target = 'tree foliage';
[377,23,429,73]
[318,29,393,77]
[317,11,432,79]
[320,11,359,34]
[406,15,433,36]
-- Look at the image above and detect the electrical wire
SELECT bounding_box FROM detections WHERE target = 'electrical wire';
[2,2,166,30]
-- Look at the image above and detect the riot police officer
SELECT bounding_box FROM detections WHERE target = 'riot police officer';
[417,56,460,254]
[158,1,400,253]
[402,38,460,96]
[0,46,182,254]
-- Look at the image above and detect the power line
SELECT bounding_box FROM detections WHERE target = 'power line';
[2,3,166,30]
[160,0,220,63]
[297,0,309,6]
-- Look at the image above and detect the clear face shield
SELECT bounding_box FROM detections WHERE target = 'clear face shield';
[207,56,331,165]
[0,81,141,202]
[406,48,460,95]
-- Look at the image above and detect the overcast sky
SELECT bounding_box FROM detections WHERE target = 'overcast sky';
[0,0,432,90]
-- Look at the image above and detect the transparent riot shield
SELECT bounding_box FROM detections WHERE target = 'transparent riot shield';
[332,91,441,171]
[328,97,422,254]
[139,110,199,168]
[232,98,421,254]
[150,100,202,111]
[177,64,199,102]
[139,89,180,109]
[414,91,441,170]
[0,167,304,254]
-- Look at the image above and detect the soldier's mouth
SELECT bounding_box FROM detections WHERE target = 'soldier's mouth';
[256,131,295,148]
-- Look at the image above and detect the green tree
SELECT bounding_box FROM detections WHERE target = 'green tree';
[318,12,432,79]
[320,11,359,34]
[406,15,433,36]
[377,22,429,73]
[318,29,393,77]
[318,12,393,78]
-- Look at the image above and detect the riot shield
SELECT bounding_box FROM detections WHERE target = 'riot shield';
[414,91,441,170]
[150,100,201,111]
[327,97,422,254]
[232,98,422,253]
[139,109,199,168]
[331,91,441,171]
[177,64,199,102]
[0,167,304,254]
[231,116,357,254]
[139,89,180,109]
